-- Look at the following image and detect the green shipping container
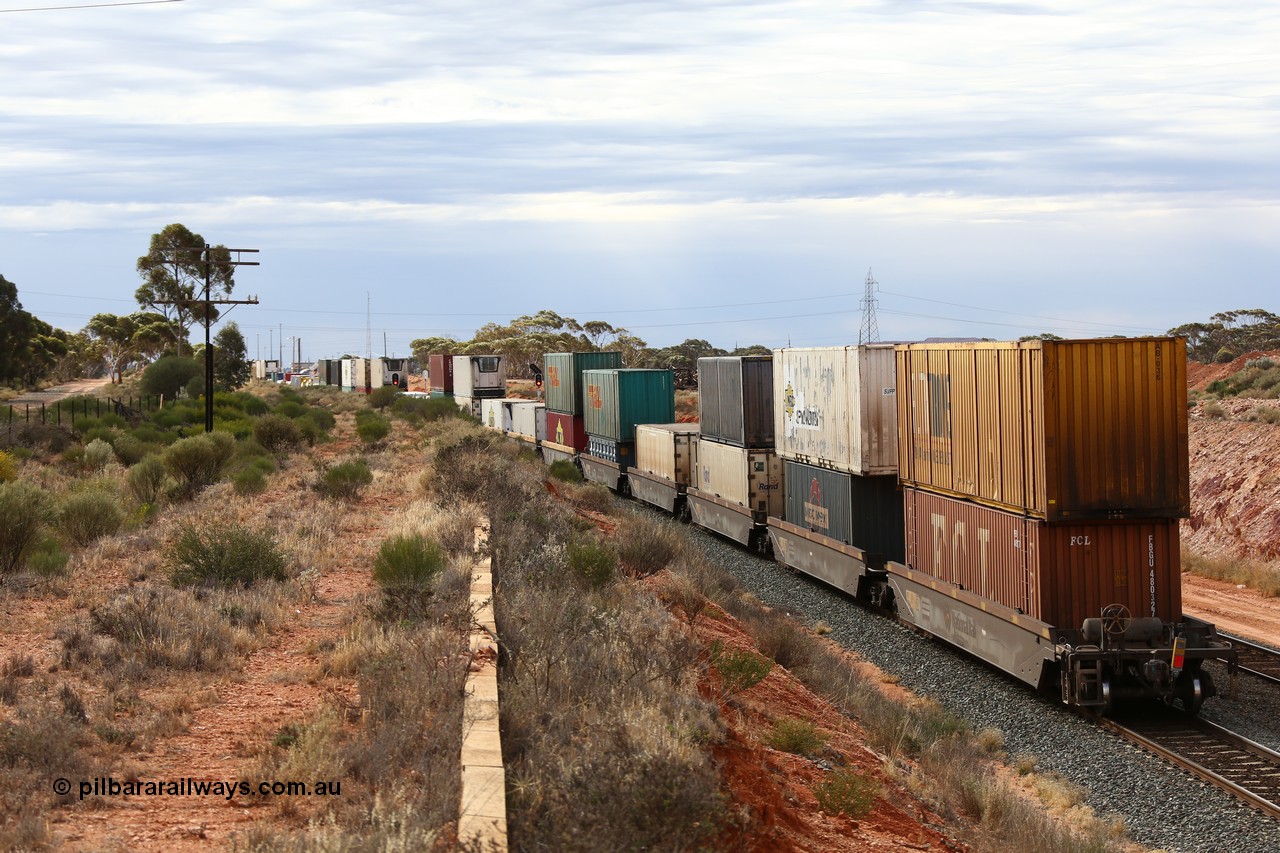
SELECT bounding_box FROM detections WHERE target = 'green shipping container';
[582,369,676,442]
[543,352,624,415]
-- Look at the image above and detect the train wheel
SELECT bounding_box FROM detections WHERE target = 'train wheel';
[676,501,691,524]
[1181,675,1205,716]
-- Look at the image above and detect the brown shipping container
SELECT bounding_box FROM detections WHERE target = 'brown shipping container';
[896,338,1188,521]
[903,488,1181,629]
[428,354,454,393]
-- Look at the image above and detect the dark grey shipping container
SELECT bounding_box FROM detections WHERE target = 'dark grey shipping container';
[783,460,904,565]
[697,356,775,448]
[587,435,635,467]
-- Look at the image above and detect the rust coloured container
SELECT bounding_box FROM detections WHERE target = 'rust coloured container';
[428,354,454,393]
[545,411,589,451]
[903,488,1182,630]
[896,337,1189,521]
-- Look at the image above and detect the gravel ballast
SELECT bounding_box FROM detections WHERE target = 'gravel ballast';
[686,525,1280,853]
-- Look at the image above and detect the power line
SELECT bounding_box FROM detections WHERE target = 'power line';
[878,288,1163,333]
[0,0,182,12]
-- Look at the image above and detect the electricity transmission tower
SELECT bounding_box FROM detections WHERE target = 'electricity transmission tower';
[858,268,880,345]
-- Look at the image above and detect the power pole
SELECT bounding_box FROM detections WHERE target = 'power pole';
[156,245,260,433]
[858,268,880,346]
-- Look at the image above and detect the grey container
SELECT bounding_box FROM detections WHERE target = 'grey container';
[697,356,775,448]
[783,460,904,566]
[543,351,623,415]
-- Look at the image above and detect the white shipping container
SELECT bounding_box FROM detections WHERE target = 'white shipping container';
[694,438,783,517]
[772,345,898,475]
[340,358,355,389]
[481,398,508,431]
[452,355,507,397]
[636,424,700,484]
[455,395,482,419]
[509,401,545,440]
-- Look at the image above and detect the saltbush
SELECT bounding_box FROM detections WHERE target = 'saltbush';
[566,538,616,589]
[813,768,879,818]
[253,414,303,454]
[0,481,55,573]
[82,438,115,472]
[161,432,234,498]
[169,522,288,588]
[546,459,582,483]
[125,456,168,507]
[355,413,390,445]
[317,459,373,501]
[59,490,125,546]
[232,466,269,495]
[367,386,399,410]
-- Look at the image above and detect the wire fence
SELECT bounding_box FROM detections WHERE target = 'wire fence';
[3,395,163,436]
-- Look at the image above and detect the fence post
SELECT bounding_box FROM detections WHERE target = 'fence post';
[41,402,46,425]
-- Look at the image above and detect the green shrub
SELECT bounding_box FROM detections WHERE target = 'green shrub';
[709,640,772,695]
[295,417,321,447]
[82,438,115,471]
[356,413,391,445]
[616,515,683,577]
[26,533,70,577]
[765,717,828,756]
[1245,406,1280,424]
[169,522,288,588]
[80,427,119,448]
[303,406,336,432]
[232,466,269,495]
[59,490,125,546]
[566,538,617,588]
[372,534,447,593]
[367,386,399,410]
[184,374,206,400]
[0,481,55,573]
[0,450,16,483]
[111,433,157,466]
[253,414,303,454]
[317,459,373,500]
[274,400,307,418]
[141,355,202,399]
[1202,401,1227,419]
[813,768,879,818]
[161,433,233,497]
[126,456,169,507]
[547,459,582,483]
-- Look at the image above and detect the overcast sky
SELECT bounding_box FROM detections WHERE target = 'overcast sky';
[2,0,1276,360]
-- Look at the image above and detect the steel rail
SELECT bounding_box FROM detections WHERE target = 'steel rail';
[1090,712,1280,822]
[1220,632,1280,685]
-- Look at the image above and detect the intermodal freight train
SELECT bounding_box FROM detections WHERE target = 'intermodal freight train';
[468,338,1236,715]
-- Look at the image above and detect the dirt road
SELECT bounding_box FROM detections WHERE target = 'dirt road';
[5,377,112,406]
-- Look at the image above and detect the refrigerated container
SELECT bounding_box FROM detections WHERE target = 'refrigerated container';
[896,337,1189,521]
[452,355,507,399]
[582,369,675,443]
[773,345,898,475]
[481,398,510,432]
[508,401,545,442]
[693,438,783,518]
[697,356,774,448]
[902,487,1182,630]
[782,461,903,566]
[340,358,354,390]
[543,352,623,416]
[455,395,482,419]
[635,424,700,484]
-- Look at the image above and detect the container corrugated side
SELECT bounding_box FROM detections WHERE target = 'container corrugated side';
[783,461,903,564]
[697,356,774,448]
[903,488,1182,629]
[773,346,897,475]
[583,369,675,442]
[545,411,588,451]
[635,424,700,483]
[509,401,544,440]
[481,398,506,432]
[428,354,454,392]
[340,358,354,389]
[695,438,783,517]
[543,352,623,415]
[896,338,1188,521]
[352,358,371,393]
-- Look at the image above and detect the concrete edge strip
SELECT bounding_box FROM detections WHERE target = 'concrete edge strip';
[458,524,507,850]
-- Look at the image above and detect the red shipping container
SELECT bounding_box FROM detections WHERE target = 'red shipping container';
[428,354,454,393]
[903,488,1181,631]
[545,411,588,452]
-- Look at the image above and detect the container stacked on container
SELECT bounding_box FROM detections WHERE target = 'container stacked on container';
[542,352,622,453]
[693,356,783,520]
[771,345,903,566]
[452,355,507,418]
[894,337,1189,631]
[581,368,675,467]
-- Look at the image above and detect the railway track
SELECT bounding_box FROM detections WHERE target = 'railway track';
[1095,711,1280,822]
[1222,632,1280,684]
